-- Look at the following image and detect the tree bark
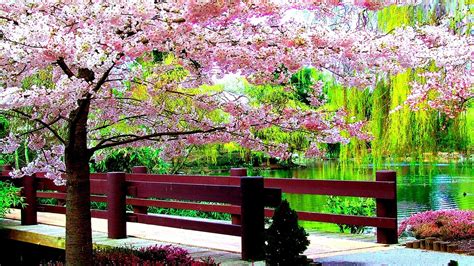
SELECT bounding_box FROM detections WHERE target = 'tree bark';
[65,100,93,265]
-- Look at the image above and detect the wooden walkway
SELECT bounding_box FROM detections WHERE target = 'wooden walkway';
[1,210,395,265]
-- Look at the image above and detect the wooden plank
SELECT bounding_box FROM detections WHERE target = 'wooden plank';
[132,213,241,236]
[264,178,396,199]
[37,192,66,199]
[123,174,395,200]
[36,192,106,203]
[90,195,107,202]
[264,209,396,229]
[38,204,66,214]
[91,210,108,219]
[127,181,242,205]
[16,172,104,180]
[126,198,241,214]
[0,228,66,249]
[33,172,47,178]
[124,173,240,185]
[36,178,66,192]
[36,177,106,195]
[1,171,10,177]
[90,179,107,194]
[90,173,107,179]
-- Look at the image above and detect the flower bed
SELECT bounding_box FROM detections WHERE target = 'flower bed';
[41,245,218,265]
[400,210,474,254]
[398,210,474,241]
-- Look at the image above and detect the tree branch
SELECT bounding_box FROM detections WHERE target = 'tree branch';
[71,60,118,127]
[89,114,147,132]
[0,15,19,25]
[56,58,75,78]
[11,109,66,144]
[17,116,62,137]
[90,127,225,152]
[92,61,116,93]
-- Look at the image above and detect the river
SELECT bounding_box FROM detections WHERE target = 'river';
[249,161,474,232]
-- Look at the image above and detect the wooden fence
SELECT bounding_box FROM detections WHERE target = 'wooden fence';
[1,165,398,260]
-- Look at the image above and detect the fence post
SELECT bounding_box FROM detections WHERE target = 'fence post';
[376,170,398,244]
[21,174,37,225]
[230,168,247,225]
[131,166,148,174]
[131,166,148,215]
[240,176,265,261]
[107,172,127,239]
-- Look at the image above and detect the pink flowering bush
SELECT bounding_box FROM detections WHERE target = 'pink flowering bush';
[398,210,474,240]
[92,245,218,266]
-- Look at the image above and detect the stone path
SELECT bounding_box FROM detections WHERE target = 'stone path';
[2,209,397,264]
[315,246,474,266]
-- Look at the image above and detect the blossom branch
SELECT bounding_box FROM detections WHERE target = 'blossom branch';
[17,116,62,137]
[90,127,225,152]
[56,58,75,78]
[89,114,147,132]
[11,109,66,144]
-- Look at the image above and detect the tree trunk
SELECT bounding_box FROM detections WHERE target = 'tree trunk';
[65,151,92,265]
[65,101,93,265]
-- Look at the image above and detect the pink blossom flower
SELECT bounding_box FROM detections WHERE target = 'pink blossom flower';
[398,210,474,240]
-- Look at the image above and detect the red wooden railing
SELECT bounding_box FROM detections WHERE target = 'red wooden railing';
[1,165,398,260]
[0,165,281,261]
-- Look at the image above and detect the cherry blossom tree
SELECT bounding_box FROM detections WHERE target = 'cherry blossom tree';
[0,1,471,264]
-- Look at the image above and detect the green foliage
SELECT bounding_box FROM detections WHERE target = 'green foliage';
[325,196,375,234]
[37,197,58,206]
[148,205,231,221]
[265,200,310,266]
[0,115,8,138]
[0,116,14,166]
[0,181,24,218]
[0,153,14,167]
[92,147,170,174]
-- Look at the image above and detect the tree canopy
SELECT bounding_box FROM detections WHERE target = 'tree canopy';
[0,1,472,264]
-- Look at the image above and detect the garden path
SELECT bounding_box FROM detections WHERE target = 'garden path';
[2,209,394,264]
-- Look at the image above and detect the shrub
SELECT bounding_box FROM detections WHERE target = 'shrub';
[93,246,141,265]
[0,181,24,218]
[398,210,474,240]
[326,196,375,234]
[265,200,310,266]
[93,245,218,266]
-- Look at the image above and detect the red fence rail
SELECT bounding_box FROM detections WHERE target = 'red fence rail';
[1,165,398,260]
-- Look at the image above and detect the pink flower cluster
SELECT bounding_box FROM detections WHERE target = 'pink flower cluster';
[0,1,471,181]
[398,210,474,240]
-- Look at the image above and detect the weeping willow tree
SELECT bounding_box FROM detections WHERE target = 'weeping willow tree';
[202,1,473,168]
[322,0,473,165]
